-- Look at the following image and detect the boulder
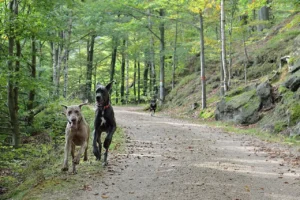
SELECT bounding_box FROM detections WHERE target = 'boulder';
[256,82,273,110]
[215,90,261,125]
[283,72,300,92]
[290,121,300,137]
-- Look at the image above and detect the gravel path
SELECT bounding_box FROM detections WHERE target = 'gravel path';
[70,106,300,200]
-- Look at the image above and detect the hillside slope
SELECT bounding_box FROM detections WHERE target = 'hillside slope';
[164,12,300,138]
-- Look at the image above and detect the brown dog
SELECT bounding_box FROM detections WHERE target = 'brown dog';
[61,103,90,174]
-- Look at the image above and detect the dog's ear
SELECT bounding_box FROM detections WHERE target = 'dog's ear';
[105,80,115,92]
[61,105,68,110]
[78,102,88,109]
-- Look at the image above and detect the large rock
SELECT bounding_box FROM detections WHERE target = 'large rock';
[256,82,273,110]
[290,122,300,137]
[215,90,261,125]
[283,71,300,92]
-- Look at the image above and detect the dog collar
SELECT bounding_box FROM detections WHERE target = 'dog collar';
[97,104,110,110]
[104,104,110,109]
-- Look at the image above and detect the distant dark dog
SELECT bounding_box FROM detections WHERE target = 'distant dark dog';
[92,81,116,166]
[150,99,157,116]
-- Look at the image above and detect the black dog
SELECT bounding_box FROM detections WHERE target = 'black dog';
[150,99,157,116]
[92,81,116,166]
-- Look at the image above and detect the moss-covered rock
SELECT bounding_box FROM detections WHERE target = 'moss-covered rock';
[215,89,261,125]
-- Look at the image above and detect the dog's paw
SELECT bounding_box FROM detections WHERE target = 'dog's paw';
[102,161,108,167]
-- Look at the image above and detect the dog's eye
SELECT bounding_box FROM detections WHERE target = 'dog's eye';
[68,111,72,115]
[75,110,79,114]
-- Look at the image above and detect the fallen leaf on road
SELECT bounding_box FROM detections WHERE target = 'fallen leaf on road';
[101,195,109,198]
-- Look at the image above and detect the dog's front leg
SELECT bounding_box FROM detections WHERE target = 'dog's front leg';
[72,141,87,174]
[92,130,101,160]
[103,126,116,166]
[62,136,71,171]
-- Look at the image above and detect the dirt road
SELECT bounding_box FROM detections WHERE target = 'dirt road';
[70,106,300,200]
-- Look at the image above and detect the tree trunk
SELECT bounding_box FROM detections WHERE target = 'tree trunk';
[26,36,37,126]
[63,12,72,98]
[172,18,178,90]
[148,9,156,100]
[125,40,129,104]
[133,60,137,103]
[228,0,238,86]
[199,12,206,109]
[86,34,95,102]
[7,0,20,148]
[110,37,118,82]
[216,26,225,96]
[137,61,141,103]
[143,62,149,97]
[120,39,126,104]
[221,0,229,92]
[159,9,165,103]
[257,1,270,32]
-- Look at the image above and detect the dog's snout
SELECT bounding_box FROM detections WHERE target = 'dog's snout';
[96,96,101,101]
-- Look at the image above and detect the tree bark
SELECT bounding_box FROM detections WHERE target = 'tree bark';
[110,37,118,82]
[120,39,126,104]
[137,61,141,103]
[172,17,178,90]
[143,62,149,97]
[257,1,270,32]
[216,26,224,96]
[148,9,156,100]
[86,34,95,102]
[26,36,37,126]
[63,12,72,98]
[133,60,137,103]
[159,9,165,103]
[7,0,20,148]
[125,40,129,104]
[221,0,229,92]
[199,12,206,109]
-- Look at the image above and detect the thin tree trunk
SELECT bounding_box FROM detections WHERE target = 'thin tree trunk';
[133,60,137,103]
[26,36,37,126]
[221,0,229,92]
[110,37,118,82]
[86,34,95,102]
[242,29,249,84]
[228,0,238,86]
[172,15,178,90]
[159,9,165,103]
[199,12,206,109]
[120,39,126,104]
[143,62,149,97]
[216,26,225,96]
[125,40,129,104]
[137,61,141,103]
[148,9,156,100]
[63,12,72,98]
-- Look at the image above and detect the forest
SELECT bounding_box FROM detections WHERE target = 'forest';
[1,0,300,198]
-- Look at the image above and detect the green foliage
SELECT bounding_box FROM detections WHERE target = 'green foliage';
[290,103,300,125]
[199,108,214,119]
[274,121,288,133]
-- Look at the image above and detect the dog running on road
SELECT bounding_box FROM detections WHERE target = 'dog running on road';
[92,81,116,166]
[61,103,90,174]
[150,99,157,116]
